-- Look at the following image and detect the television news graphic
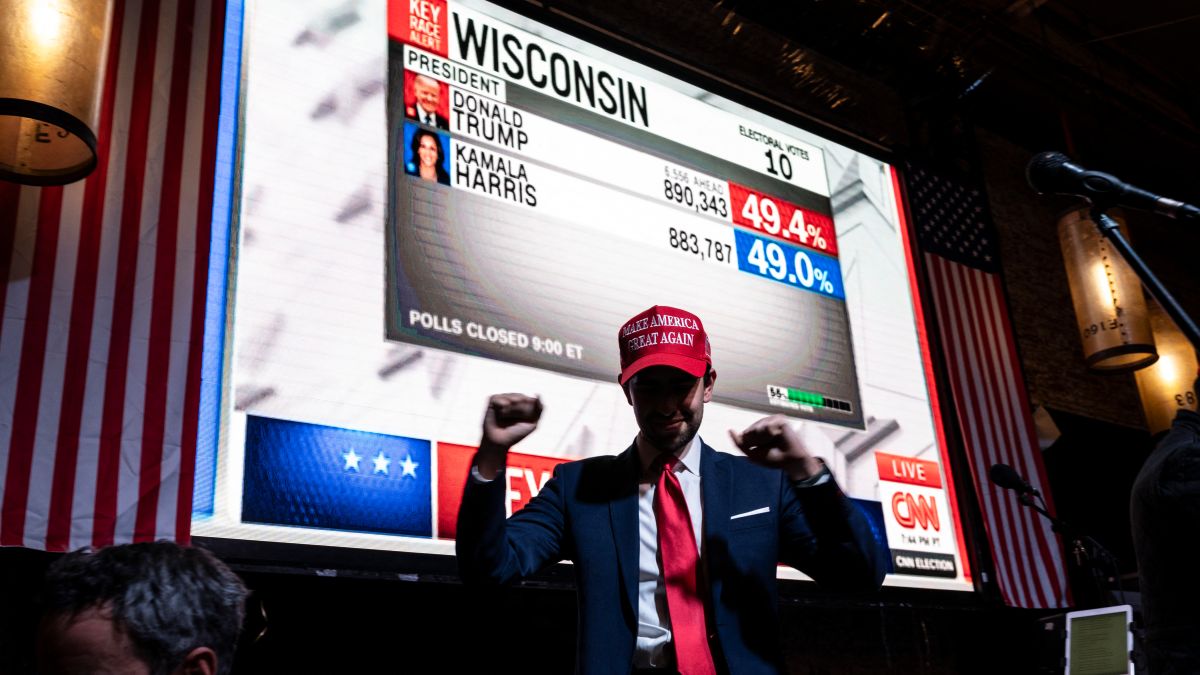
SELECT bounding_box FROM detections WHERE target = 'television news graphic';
[192,0,976,595]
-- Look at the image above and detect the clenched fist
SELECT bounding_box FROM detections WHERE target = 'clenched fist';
[729,414,823,481]
[476,394,544,480]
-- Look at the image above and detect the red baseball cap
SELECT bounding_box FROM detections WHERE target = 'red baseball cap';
[617,305,711,385]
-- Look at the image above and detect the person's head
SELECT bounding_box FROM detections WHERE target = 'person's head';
[37,542,248,675]
[410,129,443,171]
[412,75,441,115]
[618,305,715,454]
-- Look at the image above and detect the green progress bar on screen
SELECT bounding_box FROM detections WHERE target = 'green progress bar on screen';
[766,385,853,413]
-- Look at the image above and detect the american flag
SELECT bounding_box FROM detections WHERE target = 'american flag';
[0,0,226,551]
[905,164,1070,608]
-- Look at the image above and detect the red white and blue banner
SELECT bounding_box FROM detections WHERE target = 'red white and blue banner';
[906,163,1070,608]
[0,0,228,551]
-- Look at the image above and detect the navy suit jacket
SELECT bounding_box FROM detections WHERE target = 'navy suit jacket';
[457,440,886,674]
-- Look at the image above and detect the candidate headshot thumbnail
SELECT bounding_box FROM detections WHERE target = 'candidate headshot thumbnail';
[405,72,449,130]
[404,124,451,185]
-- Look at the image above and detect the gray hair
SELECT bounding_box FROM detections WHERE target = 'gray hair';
[42,541,248,675]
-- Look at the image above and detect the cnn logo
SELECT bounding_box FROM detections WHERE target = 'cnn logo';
[892,492,940,531]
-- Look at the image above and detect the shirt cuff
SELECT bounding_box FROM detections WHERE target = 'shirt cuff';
[791,463,832,488]
[470,465,497,484]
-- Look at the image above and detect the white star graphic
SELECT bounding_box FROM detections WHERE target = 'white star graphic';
[372,451,390,475]
[400,454,420,478]
[343,449,362,472]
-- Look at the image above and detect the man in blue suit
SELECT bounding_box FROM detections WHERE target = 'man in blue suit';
[457,305,886,674]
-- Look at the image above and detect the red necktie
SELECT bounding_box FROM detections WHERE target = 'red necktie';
[653,456,717,675]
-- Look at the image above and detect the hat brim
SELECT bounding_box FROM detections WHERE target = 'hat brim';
[618,352,708,386]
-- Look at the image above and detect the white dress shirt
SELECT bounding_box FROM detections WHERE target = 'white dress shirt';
[633,434,704,668]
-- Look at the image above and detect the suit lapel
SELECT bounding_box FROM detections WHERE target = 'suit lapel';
[700,441,731,608]
[609,441,733,623]
[609,443,641,623]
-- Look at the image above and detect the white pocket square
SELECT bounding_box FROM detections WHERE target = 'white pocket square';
[730,506,770,520]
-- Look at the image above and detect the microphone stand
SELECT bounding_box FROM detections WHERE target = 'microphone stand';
[1015,490,1127,608]
[1090,205,1200,351]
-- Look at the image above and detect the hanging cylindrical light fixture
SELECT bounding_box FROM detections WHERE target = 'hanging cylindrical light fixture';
[1058,206,1157,371]
[1135,302,1199,434]
[0,0,113,185]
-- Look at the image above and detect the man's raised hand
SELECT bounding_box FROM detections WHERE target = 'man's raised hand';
[476,394,543,479]
[729,414,823,481]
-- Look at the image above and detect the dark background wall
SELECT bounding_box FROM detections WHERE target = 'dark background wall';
[976,129,1146,427]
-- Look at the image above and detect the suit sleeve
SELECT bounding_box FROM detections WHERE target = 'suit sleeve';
[456,462,569,586]
[777,467,887,591]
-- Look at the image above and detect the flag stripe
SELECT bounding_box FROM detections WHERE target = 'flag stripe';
[972,268,1045,606]
[983,276,1067,602]
[925,250,1068,607]
[70,0,144,552]
[984,269,1051,606]
[1,0,222,552]
[114,0,176,544]
[942,256,1019,604]
[177,0,227,543]
[154,0,209,542]
[960,263,1038,606]
[945,263,1022,598]
[135,0,195,542]
[956,264,1040,606]
[978,270,1051,607]
[908,162,1068,609]
[1,187,63,545]
[44,0,128,552]
[928,255,1016,602]
[24,183,86,548]
[0,185,21,509]
[116,0,177,540]
[93,0,162,547]
[0,190,44,520]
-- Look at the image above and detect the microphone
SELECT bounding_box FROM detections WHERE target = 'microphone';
[988,463,1040,497]
[1026,151,1200,222]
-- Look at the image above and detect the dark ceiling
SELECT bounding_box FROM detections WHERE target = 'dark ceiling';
[515,0,1199,204]
[722,0,1200,199]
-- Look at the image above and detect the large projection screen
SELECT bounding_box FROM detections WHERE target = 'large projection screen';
[192,0,975,593]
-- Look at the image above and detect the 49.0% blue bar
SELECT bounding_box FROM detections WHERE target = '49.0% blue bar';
[733,229,845,300]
